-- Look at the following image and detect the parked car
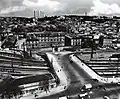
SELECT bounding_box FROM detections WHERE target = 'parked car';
[81,84,92,92]
[78,92,90,99]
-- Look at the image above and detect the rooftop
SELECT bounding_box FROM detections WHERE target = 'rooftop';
[13,73,54,86]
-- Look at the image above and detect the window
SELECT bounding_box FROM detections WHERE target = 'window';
[26,90,28,93]
[51,85,54,88]
[35,88,38,91]
[41,87,43,90]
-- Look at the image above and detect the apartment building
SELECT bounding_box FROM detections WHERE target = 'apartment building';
[26,32,65,49]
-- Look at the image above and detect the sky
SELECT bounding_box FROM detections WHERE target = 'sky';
[0,0,120,16]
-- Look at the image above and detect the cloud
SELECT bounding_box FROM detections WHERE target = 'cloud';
[0,6,26,14]
[89,0,120,16]
[0,0,61,16]
[1,0,120,16]
[22,0,60,11]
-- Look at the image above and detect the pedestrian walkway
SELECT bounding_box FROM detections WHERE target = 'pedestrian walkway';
[70,54,120,83]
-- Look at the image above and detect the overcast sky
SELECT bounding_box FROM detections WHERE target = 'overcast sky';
[0,0,120,16]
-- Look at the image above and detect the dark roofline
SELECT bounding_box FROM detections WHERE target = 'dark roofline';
[13,74,54,86]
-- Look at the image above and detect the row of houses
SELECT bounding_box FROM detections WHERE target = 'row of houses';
[25,31,120,50]
[2,31,120,51]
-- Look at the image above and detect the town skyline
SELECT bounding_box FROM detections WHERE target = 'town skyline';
[1,0,120,17]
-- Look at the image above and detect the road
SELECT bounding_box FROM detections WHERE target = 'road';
[42,52,120,99]
[1,52,120,99]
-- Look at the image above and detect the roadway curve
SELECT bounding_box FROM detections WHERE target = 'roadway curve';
[42,52,120,99]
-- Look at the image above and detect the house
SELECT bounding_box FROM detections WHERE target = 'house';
[65,34,82,47]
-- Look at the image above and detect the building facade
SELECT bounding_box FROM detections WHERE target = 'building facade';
[26,32,65,49]
[26,39,39,50]
[65,35,82,47]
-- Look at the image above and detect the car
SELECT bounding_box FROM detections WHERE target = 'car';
[70,60,73,63]
[78,92,90,99]
[103,96,110,99]
[117,82,120,85]
[81,84,92,92]
[58,96,70,99]
[78,92,88,97]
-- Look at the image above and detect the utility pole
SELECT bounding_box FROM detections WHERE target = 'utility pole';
[11,60,14,73]
[91,35,94,59]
